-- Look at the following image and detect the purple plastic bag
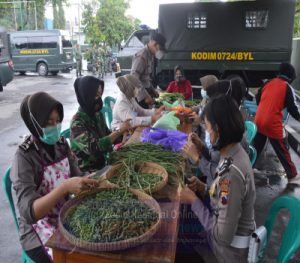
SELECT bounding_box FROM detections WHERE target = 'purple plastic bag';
[141,128,188,152]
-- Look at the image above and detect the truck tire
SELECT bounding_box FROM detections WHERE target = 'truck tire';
[37,62,48,76]
[19,71,26,75]
[0,82,3,92]
[51,71,59,76]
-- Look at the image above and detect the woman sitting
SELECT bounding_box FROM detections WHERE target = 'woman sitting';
[111,74,164,130]
[166,65,192,100]
[71,76,131,173]
[181,95,256,262]
[11,92,101,262]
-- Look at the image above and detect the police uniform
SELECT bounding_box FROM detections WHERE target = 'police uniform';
[131,45,154,103]
[191,143,256,262]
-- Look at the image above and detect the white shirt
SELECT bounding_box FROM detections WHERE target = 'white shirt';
[111,93,155,130]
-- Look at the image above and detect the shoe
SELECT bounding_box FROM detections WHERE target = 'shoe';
[288,174,300,185]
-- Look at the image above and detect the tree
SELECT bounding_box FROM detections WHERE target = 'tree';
[82,0,140,46]
[294,1,300,37]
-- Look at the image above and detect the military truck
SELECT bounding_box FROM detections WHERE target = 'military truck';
[118,0,296,91]
[0,27,14,92]
[10,30,74,76]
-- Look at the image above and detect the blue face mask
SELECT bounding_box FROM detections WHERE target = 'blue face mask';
[29,111,62,145]
[201,89,208,99]
[40,123,62,145]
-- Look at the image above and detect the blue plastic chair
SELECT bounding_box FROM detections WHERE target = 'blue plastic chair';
[245,121,257,145]
[104,96,116,112]
[249,145,257,167]
[262,195,300,263]
[101,105,113,129]
[60,128,70,139]
[3,167,35,263]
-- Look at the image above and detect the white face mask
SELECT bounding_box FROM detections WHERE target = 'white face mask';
[134,87,140,98]
[205,130,212,149]
[201,89,208,99]
[155,50,165,60]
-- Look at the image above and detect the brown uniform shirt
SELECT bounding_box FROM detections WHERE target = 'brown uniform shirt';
[131,45,154,102]
[192,143,256,262]
[10,135,82,251]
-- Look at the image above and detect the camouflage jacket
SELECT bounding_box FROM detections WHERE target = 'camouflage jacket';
[70,108,112,173]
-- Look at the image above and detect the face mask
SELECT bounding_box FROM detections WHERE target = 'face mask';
[201,89,208,99]
[155,50,165,60]
[175,75,184,82]
[94,97,103,111]
[40,123,62,145]
[134,88,140,98]
[29,110,62,145]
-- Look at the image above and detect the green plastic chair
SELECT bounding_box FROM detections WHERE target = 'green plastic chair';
[60,128,70,139]
[249,145,257,167]
[3,167,35,263]
[245,121,257,145]
[104,96,116,112]
[101,105,113,129]
[262,195,300,263]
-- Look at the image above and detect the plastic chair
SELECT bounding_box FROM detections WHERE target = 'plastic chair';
[3,167,35,263]
[245,121,257,144]
[60,128,70,139]
[249,145,257,167]
[104,96,116,112]
[262,195,300,263]
[100,105,113,129]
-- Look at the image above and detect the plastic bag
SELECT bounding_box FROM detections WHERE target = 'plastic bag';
[141,128,188,152]
[162,100,180,108]
[153,111,180,130]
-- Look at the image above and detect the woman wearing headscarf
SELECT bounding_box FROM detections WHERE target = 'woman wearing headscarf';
[111,74,164,130]
[166,65,192,100]
[71,76,131,173]
[11,92,100,262]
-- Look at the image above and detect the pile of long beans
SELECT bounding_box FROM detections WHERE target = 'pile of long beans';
[64,189,158,243]
[109,143,185,185]
[109,159,162,192]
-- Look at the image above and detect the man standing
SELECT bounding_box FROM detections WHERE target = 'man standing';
[74,44,83,77]
[131,31,166,109]
[91,43,99,76]
[254,62,300,184]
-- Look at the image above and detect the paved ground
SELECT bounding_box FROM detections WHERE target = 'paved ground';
[0,71,299,262]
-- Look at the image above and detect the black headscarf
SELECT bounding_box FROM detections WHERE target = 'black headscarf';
[74,76,104,117]
[20,92,64,138]
[278,62,296,84]
[174,65,185,78]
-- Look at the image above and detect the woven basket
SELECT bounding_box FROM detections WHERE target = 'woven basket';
[59,188,162,252]
[106,161,168,194]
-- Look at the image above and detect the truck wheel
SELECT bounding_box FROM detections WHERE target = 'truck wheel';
[51,71,59,76]
[37,62,48,76]
[0,82,3,92]
[19,71,26,75]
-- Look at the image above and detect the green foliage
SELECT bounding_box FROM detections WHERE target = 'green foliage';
[82,0,141,46]
[294,1,300,38]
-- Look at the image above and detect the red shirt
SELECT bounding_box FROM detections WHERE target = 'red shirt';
[166,80,192,100]
[255,78,286,139]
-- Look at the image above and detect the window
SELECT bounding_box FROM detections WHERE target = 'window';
[62,35,72,48]
[14,37,28,49]
[43,36,58,48]
[245,10,269,29]
[187,12,207,29]
[27,37,43,49]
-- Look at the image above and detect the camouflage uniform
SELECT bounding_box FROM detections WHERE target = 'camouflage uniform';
[70,108,112,173]
[91,46,99,75]
[74,46,82,77]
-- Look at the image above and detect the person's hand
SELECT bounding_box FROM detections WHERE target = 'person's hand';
[189,133,204,152]
[178,184,198,204]
[187,176,207,194]
[145,95,154,106]
[120,119,132,134]
[151,112,161,123]
[155,106,165,115]
[62,177,100,195]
